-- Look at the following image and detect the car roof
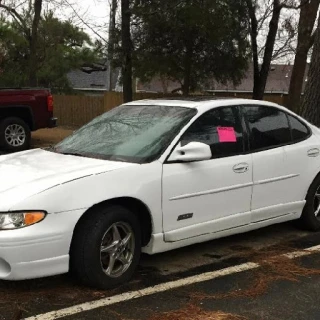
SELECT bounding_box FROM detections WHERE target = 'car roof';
[124,97,286,112]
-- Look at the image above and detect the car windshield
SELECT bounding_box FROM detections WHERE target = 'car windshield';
[54,104,197,163]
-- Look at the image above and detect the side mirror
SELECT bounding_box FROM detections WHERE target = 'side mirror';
[168,142,212,162]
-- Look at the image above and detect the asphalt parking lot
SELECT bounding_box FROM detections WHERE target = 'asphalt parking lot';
[2,222,320,320]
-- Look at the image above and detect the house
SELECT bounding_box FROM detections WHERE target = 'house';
[67,63,121,95]
[136,64,310,94]
[67,63,309,95]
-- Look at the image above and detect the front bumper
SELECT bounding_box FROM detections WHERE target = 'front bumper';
[0,209,84,280]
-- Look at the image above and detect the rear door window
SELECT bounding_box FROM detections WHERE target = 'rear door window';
[243,106,291,151]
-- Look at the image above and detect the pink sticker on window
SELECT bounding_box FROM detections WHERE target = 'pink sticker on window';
[217,127,237,142]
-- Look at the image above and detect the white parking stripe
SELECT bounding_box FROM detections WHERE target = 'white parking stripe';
[24,244,320,320]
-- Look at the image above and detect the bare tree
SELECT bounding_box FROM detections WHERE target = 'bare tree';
[255,1,297,62]
[60,0,108,44]
[287,0,319,113]
[246,0,305,100]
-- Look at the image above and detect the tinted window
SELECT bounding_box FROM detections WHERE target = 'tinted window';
[288,115,310,142]
[244,106,291,151]
[180,107,244,159]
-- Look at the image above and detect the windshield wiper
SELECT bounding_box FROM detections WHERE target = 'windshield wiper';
[60,152,86,157]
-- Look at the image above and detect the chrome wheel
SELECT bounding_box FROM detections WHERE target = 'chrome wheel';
[100,222,135,278]
[5,124,26,147]
[314,186,320,218]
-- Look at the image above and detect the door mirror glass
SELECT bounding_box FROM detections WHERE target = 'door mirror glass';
[168,142,212,162]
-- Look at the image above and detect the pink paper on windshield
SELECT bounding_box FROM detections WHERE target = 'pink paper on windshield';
[217,127,237,142]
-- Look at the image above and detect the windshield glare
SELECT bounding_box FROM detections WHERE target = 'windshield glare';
[55,104,197,163]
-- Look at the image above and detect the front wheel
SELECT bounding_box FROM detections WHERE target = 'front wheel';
[70,205,141,289]
[0,117,31,152]
[299,175,320,231]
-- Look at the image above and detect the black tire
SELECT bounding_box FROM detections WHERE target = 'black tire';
[299,174,320,231]
[70,205,141,289]
[0,117,31,152]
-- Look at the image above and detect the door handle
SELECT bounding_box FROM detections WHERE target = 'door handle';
[233,163,249,173]
[308,148,320,157]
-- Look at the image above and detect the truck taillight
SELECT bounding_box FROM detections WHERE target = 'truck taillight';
[47,95,53,112]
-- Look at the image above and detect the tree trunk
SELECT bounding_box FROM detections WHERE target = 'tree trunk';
[121,0,133,103]
[160,75,168,94]
[301,18,320,126]
[287,0,319,113]
[107,0,118,91]
[288,50,309,112]
[246,0,260,99]
[253,0,282,100]
[182,56,192,96]
[28,0,42,87]
[182,39,193,96]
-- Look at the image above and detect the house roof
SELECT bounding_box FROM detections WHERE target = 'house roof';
[67,63,309,94]
[209,64,309,93]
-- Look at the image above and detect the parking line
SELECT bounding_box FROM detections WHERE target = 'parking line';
[24,244,320,320]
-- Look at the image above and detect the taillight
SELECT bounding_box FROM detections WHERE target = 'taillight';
[47,95,53,112]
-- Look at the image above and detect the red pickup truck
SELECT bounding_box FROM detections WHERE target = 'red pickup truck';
[0,88,57,152]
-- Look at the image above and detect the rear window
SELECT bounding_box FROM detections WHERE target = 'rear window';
[288,115,310,142]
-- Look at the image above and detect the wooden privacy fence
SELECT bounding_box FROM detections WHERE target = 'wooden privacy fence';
[53,95,105,127]
[53,91,288,127]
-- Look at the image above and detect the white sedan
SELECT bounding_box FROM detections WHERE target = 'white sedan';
[0,97,320,289]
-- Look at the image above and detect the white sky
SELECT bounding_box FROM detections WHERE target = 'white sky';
[75,0,110,40]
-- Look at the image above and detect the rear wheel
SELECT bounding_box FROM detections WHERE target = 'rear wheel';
[0,117,31,152]
[70,205,141,289]
[299,175,320,231]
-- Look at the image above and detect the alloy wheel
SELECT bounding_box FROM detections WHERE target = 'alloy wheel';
[5,124,26,147]
[100,222,135,278]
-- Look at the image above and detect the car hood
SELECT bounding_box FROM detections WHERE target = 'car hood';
[0,149,136,210]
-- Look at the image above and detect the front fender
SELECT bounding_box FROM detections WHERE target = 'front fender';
[10,161,164,234]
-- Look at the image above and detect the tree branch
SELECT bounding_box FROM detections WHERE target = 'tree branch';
[281,0,309,9]
[61,0,107,44]
[309,29,318,49]
[0,2,29,34]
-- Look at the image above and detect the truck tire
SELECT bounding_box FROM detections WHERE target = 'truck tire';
[0,117,31,152]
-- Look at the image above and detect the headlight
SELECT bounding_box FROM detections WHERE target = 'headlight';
[0,211,46,230]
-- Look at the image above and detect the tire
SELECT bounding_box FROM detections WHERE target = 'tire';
[0,117,31,152]
[299,174,320,231]
[70,205,141,289]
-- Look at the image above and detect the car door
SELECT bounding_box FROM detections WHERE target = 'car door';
[283,114,320,205]
[242,105,305,223]
[162,105,253,242]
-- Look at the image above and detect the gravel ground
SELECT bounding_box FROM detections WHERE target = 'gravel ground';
[31,127,74,148]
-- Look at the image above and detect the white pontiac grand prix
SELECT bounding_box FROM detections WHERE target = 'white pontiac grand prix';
[1,97,320,289]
